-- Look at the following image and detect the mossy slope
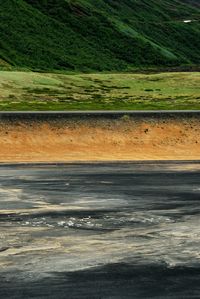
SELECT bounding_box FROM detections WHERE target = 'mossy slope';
[0,0,200,71]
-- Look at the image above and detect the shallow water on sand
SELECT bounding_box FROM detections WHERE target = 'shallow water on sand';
[0,162,200,298]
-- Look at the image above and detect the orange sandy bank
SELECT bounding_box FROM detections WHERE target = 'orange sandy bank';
[0,115,199,162]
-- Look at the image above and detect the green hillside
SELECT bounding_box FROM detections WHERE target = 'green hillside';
[0,0,200,71]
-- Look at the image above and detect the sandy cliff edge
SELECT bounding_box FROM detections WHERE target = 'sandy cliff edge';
[0,114,199,162]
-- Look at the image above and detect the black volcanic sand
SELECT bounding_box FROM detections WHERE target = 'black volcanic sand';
[0,162,200,298]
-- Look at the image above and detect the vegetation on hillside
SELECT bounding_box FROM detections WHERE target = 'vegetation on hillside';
[0,0,199,71]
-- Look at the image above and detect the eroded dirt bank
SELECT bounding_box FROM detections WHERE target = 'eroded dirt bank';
[0,114,199,162]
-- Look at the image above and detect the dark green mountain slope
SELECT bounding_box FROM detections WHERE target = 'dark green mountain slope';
[0,0,199,71]
[182,0,200,7]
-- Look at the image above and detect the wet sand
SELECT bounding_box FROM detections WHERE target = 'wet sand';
[0,162,200,298]
[0,114,199,162]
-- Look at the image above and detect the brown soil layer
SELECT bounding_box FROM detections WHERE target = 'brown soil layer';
[0,115,199,162]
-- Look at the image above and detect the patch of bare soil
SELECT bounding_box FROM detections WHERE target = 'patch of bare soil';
[0,116,199,162]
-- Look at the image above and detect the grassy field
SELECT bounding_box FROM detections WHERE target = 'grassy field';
[0,71,199,110]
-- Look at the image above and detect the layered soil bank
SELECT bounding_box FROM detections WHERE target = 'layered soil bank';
[0,113,199,162]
